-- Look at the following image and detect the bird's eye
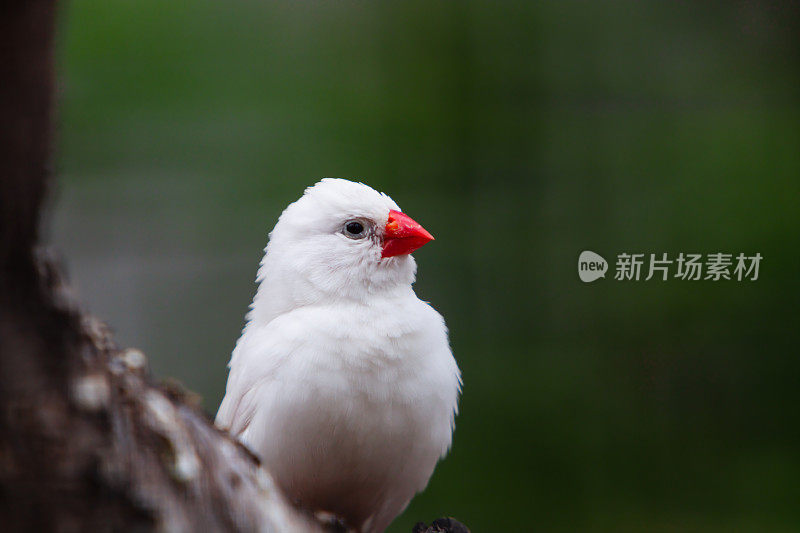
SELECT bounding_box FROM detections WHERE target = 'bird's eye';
[343,220,367,239]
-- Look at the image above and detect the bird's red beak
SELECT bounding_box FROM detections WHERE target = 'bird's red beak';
[381,210,434,258]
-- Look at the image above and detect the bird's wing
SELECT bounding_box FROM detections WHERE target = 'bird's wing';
[215,318,297,437]
[215,368,261,437]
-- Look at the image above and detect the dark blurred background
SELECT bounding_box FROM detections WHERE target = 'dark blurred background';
[51,1,800,531]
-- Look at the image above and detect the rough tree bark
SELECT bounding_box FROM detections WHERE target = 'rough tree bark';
[0,2,329,531]
[0,2,465,532]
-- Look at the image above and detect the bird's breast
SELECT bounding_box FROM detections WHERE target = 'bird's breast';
[236,299,458,529]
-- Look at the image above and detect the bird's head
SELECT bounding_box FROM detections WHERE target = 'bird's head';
[250,179,434,320]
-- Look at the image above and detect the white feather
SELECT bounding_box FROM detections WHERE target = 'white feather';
[216,178,461,532]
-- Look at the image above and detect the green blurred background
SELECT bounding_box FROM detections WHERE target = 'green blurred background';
[51,1,800,531]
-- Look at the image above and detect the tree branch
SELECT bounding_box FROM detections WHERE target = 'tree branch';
[0,2,325,531]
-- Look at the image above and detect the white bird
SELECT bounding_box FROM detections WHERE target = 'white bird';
[216,178,461,532]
